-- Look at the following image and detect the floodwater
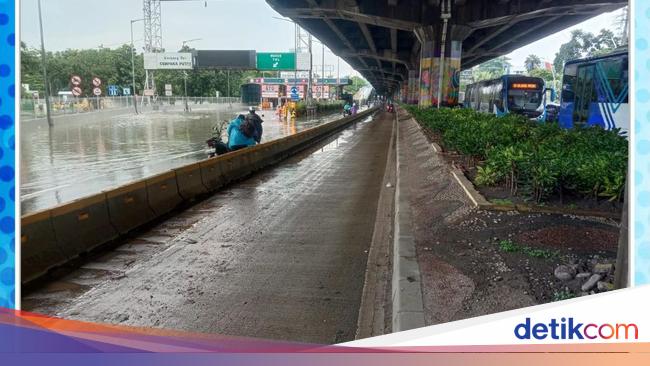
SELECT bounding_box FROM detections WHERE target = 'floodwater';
[20,105,342,215]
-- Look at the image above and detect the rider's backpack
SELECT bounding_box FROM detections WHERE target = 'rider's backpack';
[239,116,255,138]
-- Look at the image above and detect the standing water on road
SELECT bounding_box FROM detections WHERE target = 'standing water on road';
[20,106,342,214]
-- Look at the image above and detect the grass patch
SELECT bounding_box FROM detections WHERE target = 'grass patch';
[498,240,559,259]
[552,290,576,302]
[491,198,514,206]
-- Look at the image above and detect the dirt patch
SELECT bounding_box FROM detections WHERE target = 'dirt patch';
[398,114,621,326]
[516,225,618,252]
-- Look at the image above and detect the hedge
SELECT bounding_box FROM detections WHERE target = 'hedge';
[403,106,628,203]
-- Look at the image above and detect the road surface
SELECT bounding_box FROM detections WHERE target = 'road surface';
[23,111,394,344]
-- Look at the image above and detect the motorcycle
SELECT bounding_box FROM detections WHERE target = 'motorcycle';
[207,120,230,158]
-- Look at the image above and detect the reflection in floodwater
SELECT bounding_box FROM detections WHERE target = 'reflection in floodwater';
[20,107,341,214]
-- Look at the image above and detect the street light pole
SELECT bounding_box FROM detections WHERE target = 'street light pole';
[183,71,189,112]
[130,18,144,114]
[37,0,53,127]
[308,33,313,105]
[180,38,202,112]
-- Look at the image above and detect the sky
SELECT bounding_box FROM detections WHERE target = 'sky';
[19,0,626,80]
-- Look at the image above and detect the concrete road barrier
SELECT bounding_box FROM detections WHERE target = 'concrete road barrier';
[146,171,184,216]
[200,158,228,192]
[175,162,209,200]
[21,210,68,283]
[50,193,119,258]
[105,180,157,234]
[21,107,378,285]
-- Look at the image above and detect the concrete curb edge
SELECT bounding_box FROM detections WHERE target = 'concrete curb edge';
[392,108,426,332]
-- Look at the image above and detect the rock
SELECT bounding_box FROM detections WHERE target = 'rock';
[593,263,613,274]
[581,274,602,292]
[554,265,576,281]
[576,272,592,280]
[597,281,615,292]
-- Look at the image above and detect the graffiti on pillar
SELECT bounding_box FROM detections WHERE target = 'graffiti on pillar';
[408,70,419,104]
[442,41,463,106]
[430,57,441,106]
[419,40,435,107]
[419,59,432,107]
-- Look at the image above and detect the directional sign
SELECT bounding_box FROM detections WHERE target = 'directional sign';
[71,86,82,97]
[290,86,299,101]
[107,85,119,96]
[122,87,131,96]
[256,52,296,71]
[92,77,102,87]
[70,75,82,86]
[93,87,102,96]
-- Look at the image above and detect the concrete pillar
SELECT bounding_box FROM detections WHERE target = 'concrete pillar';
[408,70,419,104]
[415,24,471,108]
[415,27,436,108]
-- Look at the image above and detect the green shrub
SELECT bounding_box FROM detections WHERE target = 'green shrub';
[403,106,628,203]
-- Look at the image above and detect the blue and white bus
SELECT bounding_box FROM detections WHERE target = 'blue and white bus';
[463,75,547,120]
[558,49,628,133]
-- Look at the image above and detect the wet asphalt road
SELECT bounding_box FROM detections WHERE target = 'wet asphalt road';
[23,111,393,344]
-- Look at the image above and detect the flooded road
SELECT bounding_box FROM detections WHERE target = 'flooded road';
[23,111,393,344]
[20,106,341,214]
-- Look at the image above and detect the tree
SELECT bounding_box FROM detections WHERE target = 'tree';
[524,54,542,73]
[19,42,249,98]
[472,56,512,82]
[553,29,623,74]
[343,76,368,95]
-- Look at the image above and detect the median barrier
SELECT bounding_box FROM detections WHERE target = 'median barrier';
[50,193,119,258]
[174,162,209,200]
[146,171,184,216]
[199,158,228,192]
[21,210,68,283]
[105,180,157,234]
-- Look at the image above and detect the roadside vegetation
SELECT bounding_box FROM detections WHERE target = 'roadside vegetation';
[403,106,627,204]
[294,100,344,116]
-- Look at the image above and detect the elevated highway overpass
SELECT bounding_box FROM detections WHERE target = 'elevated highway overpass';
[266,0,626,105]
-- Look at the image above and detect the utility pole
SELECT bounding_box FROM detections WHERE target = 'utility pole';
[183,71,189,112]
[321,43,325,100]
[180,38,201,113]
[307,33,313,105]
[337,56,340,99]
[37,0,53,127]
[130,18,144,114]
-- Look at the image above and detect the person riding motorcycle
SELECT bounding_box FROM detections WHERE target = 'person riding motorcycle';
[246,106,264,143]
[343,102,352,116]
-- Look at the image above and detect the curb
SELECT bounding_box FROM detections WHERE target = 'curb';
[401,109,622,222]
[392,107,426,332]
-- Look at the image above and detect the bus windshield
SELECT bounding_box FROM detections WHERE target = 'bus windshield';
[507,89,542,111]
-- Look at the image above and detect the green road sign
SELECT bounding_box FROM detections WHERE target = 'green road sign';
[256,52,296,71]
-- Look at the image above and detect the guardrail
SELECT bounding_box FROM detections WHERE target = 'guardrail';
[21,107,379,285]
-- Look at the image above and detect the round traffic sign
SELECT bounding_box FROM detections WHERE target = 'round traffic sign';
[92,77,102,87]
[70,75,82,86]
[71,86,82,96]
[93,87,102,96]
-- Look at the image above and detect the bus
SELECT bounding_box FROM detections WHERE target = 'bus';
[464,75,547,120]
[558,49,628,133]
